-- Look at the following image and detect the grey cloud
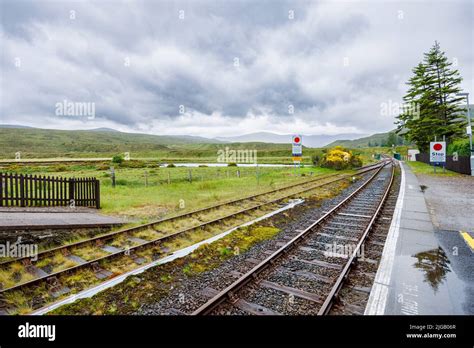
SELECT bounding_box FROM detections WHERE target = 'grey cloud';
[1,0,472,136]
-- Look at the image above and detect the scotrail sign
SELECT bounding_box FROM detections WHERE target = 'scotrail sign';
[292,135,302,155]
[430,141,446,163]
[292,135,302,163]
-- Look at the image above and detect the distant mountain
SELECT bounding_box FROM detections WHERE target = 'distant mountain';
[0,124,34,129]
[216,132,366,148]
[0,126,228,159]
[325,131,392,148]
[0,125,222,145]
[88,127,120,132]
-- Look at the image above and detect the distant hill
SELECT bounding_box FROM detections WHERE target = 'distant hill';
[0,125,314,160]
[325,131,392,148]
[0,125,220,144]
[0,126,226,159]
[0,124,34,129]
[216,131,366,148]
[88,127,120,132]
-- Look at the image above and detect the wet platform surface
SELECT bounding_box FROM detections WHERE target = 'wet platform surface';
[0,208,124,230]
[366,162,474,315]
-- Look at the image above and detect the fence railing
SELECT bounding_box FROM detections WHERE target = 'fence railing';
[0,173,100,208]
[416,153,471,175]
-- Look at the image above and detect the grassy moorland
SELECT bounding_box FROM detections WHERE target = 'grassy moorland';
[0,127,321,164]
[4,163,340,221]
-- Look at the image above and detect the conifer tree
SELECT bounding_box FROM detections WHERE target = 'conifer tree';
[396,41,465,152]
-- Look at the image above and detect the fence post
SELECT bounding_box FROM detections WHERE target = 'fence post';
[19,174,25,207]
[69,178,75,207]
[95,179,100,209]
[0,173,3,207]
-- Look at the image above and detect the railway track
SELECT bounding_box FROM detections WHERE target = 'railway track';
[0,162,385,313]
[328,166,400,315]
[191,160,395,315]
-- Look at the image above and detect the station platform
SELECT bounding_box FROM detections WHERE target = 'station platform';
[365,162,474,315]
[0,208,124,230]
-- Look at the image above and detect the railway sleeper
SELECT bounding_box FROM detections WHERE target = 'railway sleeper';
[90,262,113,279]
[258,280,323,304]
[46,276,70,298]
[233,299,282,316]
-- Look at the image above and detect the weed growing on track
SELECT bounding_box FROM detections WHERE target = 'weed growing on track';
[49,224,280,315]
[181,226,280,276]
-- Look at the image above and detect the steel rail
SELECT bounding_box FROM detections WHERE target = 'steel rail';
[192,162,389,315]
[0,162,385,295]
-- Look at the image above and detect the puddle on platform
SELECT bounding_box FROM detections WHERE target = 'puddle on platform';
[413,247,450,293]
[408,230,474,314]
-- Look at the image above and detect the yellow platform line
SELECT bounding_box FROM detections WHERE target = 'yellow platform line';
[460,231,474,252]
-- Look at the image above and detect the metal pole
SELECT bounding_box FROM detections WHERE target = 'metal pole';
[467,94,473,154]
[443,135,446,173]
[256,164,259,186]
[457,92,473,176]
[110,167,116,188]
[466,94,474,176]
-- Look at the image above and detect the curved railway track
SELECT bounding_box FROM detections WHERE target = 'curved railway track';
[0,162,385,310]
[191,160,395,315]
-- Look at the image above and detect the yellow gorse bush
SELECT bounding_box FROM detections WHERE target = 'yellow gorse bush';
[321,146,362,170]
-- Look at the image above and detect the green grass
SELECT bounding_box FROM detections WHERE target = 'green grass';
[406,161,460,176]
[3,164,338,220]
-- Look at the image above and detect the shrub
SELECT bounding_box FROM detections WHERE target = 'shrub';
[448,138,470,156]
[167,163,176,168]
[227,162,237,167]
[112,155,124,164]
[320,146,363,170]
[350,155,363,168]
[311,154,321,166]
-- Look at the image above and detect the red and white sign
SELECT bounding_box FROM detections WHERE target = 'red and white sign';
[292,135,302,145]
[292,135,302,158]
[430,141,446,163]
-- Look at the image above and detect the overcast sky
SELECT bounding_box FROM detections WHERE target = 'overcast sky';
[1,0,473,138]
